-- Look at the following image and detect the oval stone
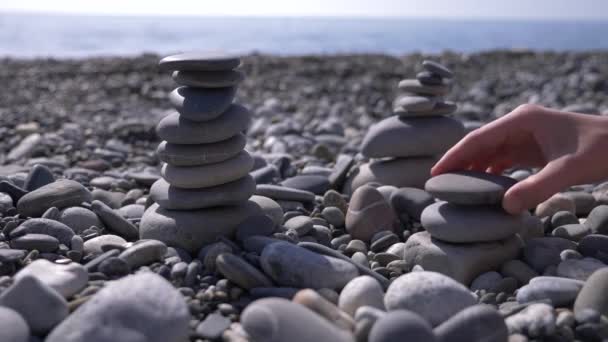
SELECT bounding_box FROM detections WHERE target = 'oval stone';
[158,52,240,71]
[398,79,449,96]
[0,307,29,342]
[172,69,245,88]
[361,116,464,158]
[384,271,477,326]
[434,305,508,342]
[216,253,273,289]
[169,86,236,122]
[10,218,75,246]
[338,275,385,317]
[161,151,253,189]
[425,171,517,205]
[156,134,246,166]
[139,201,261,253]
[393,95,436,112]
[17,180,92,217]
[346,185,396,242]
[369,310,437,342]
[260,241,359,289]
[344,157,436,194]
[574,268,608,317]
[156,104,250,144]
[150,176,255,210]
[421,202,524,243]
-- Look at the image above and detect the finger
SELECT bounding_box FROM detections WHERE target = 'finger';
[502,157,575,215]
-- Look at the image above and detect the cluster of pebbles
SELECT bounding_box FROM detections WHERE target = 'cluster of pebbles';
[0,54,607,342]
[347,61,465,193]
[141,52,260,253]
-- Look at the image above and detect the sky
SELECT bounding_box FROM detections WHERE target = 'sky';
[1,0,608,19]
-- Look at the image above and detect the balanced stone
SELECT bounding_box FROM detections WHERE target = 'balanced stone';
[395,101,457,117]
[425,171,517,205]
[150,176,255,210]
[361,116,464,158]
[416,71,443,85]
[403,231,521,285]
[172,69,245,88]
[421,201,524,243]
[169,86,236,121]
[422,60,454,78]
[385,271,477,326]
[398,79,449,96]
[156,134,246,166]
[158,51,241,71]
[393,95,436,112]
[140,201,261,253]
[156,104,250,144]
[161,151,253,189]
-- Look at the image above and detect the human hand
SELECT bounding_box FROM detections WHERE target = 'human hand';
[431,104,608,214]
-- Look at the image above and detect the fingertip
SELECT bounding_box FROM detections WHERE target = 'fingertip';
[502,191,524,215]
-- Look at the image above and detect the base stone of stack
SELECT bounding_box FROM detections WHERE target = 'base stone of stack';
[403,231,522,285]
[140,201,263,253]
[343,157,436,194]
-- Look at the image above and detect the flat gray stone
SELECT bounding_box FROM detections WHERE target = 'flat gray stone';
[249,195,284,227]
[260,241,359,289]
[169,86,236,122]
[156,134,246,166]
[403,231,521,285]
[46,273,190,342]
[517,276,583,306]
[398,79,449,96]
[118,239,168,269]
[159,51,240,71]
[346,185,396,242]
[578,234,608,262]
[556,257,607,281]
[393,95,436,112]
[434,305,508,342]
[117,204,145,219]
[369,310,437,342]
[241,298,353,342]
[574,268,608,317]
[421,201,524,243]
[161,151,253,189]
[0,274,68,335]
[83,234,127,255]
[425,171,517,205]
[361,116,464,158]
[216,253,273,289]
[91,200,139,240]
[551,223,591,241]
[17,179,92,217]
[523,237,578,272]
[10,233,59,252]
[338,275,385,317]
[140,201,261,253]
[59,206,104,234]
[416,70,444,85]
[389,187,434,221]
[284,215,314,236]
[281,175,330,195]
[24,164,55,191]
[10,218,75,246]
[0,306,29,342]
[156,104,250,144]
[151,175,255,210]
[196,313,231,340]
[14,259,88,298]
[344,157,436,194]
[385,271,476,326]
[422,60,453,78]
[255,184,315,203]
[172,69,245,88]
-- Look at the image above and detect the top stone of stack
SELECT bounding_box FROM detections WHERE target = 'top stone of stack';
[425,170,518,206]
[158,52,241,71]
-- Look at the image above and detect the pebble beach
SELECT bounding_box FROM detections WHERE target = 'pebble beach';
[1,51,608,342]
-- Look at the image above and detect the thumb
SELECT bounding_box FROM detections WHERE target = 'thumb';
[503,158,573,215]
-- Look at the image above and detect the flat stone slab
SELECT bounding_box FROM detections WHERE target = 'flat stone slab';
[254,184,315,203]
[422,60,454,78]
[398,79,449,96]
[139,201,262,253]
[161,151,253,189]
[343,157,436,194]
[172,69,244,88]
[393,95,436,113]
[157,134,246,167]
[421,202,524,243]
[159,52,241,71]
[156,104,250,144]
[396,101,457,117]
[425,171,517,205]
[169,86,236,122]
[403,231,521,285]
[16,180,92,217]
[150,175,255,210]
[361,116,464,158]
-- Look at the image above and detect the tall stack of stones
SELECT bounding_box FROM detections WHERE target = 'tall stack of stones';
[346,60,465,193]
[140,52,260,253]
[405,171,524,284]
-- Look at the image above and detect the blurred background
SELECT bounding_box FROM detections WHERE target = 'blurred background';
[1,0,608,57]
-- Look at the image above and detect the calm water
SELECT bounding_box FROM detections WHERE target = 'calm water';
[1,12,608,57]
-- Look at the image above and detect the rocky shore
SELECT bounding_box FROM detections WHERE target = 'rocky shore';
[0,51,608,342]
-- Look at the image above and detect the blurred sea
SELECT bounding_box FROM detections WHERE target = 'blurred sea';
[2,12,608,57]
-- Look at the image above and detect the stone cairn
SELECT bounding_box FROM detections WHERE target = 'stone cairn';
[347,60,465,193]
[140,52,259,253]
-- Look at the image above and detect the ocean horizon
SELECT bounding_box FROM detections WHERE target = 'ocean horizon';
[2,11,608,58]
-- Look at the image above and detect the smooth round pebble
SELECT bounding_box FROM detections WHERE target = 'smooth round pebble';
[346,185,396,242]
[434,304,508,342]
[369,310,437,342]
[338,275,385,317]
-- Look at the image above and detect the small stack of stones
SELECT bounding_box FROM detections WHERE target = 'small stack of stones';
[140,52,260,253]
[347,60,465,193]
[412,171,525,284]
